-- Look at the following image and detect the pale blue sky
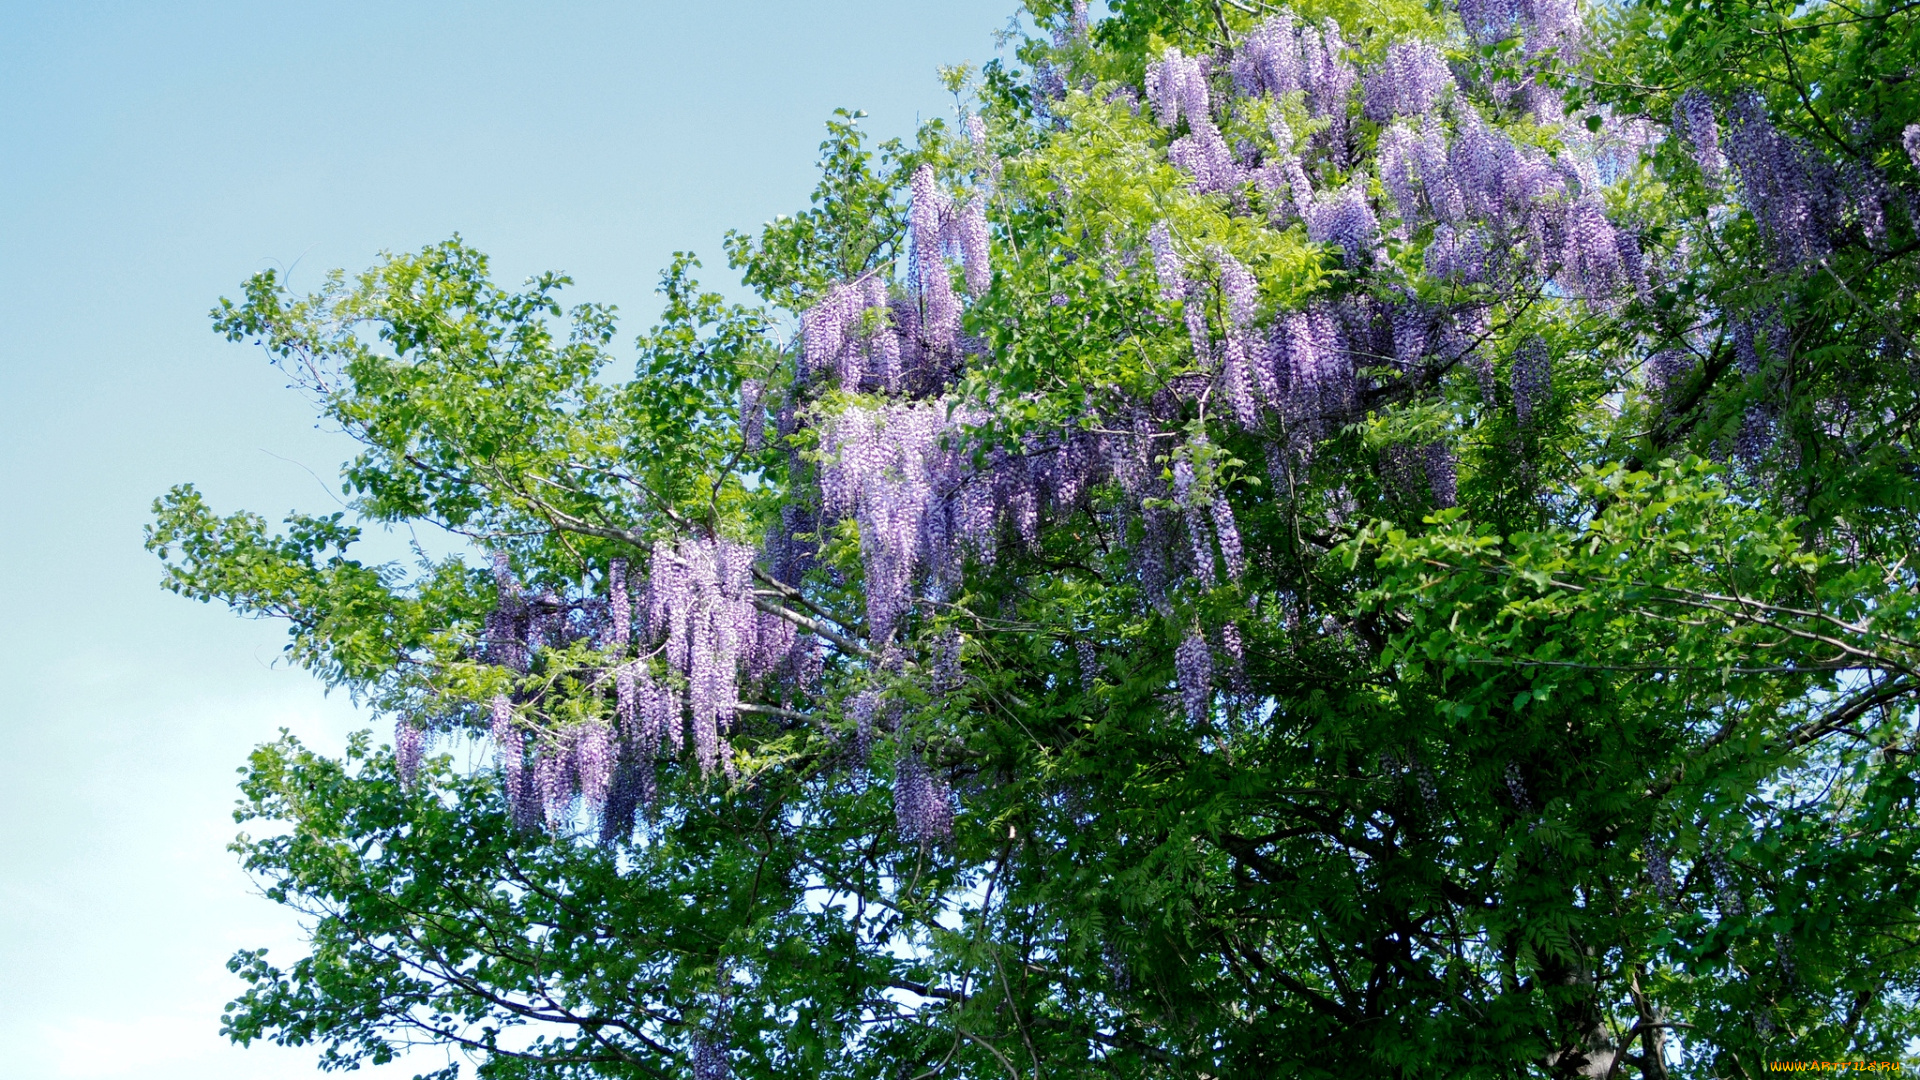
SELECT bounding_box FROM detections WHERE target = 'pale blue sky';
[0,3,1015,1075]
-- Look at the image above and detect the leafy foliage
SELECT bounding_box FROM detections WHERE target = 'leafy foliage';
[156,1,1920,1077]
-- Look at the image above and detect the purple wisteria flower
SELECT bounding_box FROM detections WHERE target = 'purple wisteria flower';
[1147,222,1185,303]
[911,165,962,353]
[1422,441,1457,508]
[692,1031,730,1080]
[1511,337,1551,428]
[894,747,954,844]
[1673,89,1724,178]
[574,720,615,817]
[1306,183,1378,264]
[395,719,424,789]
[1175,628,1213,723]
[1724,89,1826,267]
[1076,639,1101,686]
[1362,41,1450,122]
[738,381,765,453]
[1504,762,1534,811]
[607,558,631,649]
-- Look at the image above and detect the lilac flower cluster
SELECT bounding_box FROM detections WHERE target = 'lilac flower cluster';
[894,747,954,844]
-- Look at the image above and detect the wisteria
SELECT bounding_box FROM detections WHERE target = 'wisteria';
[1306,183,1378,264]
[1076,639,1100,686]
[492,695,540,831]
[1724,89,1826,267]
[1673,89,1723,178]
[1408,751,1440,817]
[607,557,630,648]
[486,550,529,672]
[1175,628,1213,723]
[1457,0,1576,49]
[1211,494,1246,580]
[802,276,904,391]
[1648,348,1696,403]
[1147,222,1185,304]
[573,720,615,815]
[1646,843,1677,903]
[691,1030,730,1080]
[649,535,760,778]
[451,0,1669,863]
[1512,337,1551,427]
[1423,441,1458,508]
[1267,303,1356,434]
[1230,13,1356,127]
[1504,762,1534,811]
[395,719,424,788]
[1362,41,1450,122]
[894,747,954,844]
[738,380,765,453]
[1218,620,1247,693]
[910,165,963,352]
[1144,47,1209,131]
[536,741,572,829]
[1702,848,1746,916]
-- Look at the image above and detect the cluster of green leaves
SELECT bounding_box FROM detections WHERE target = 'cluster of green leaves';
[152,0,1920,1077]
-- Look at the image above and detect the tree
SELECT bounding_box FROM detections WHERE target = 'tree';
[148,0,1920,1076]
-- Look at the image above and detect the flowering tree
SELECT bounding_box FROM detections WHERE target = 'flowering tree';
[148,0,1920,1076]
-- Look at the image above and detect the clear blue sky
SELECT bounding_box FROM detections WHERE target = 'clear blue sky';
[0,3,1016,1075]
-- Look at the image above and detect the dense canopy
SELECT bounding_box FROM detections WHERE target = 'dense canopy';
[149,0,1920,1076]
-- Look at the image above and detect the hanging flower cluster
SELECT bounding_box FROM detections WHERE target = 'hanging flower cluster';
[477,532,813,837]
[456,0,1840,852]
